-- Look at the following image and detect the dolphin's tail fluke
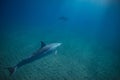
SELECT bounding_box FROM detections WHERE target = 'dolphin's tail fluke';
[0,64,17,76]
[7,66,16,76]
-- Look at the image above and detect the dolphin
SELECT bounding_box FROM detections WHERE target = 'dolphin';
[6,41,62,76]
[58,16,68,21]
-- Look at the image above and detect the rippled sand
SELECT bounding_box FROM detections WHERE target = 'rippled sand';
[0,27,120,80]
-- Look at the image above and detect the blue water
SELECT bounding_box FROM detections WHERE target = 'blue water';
[0,0,120,80]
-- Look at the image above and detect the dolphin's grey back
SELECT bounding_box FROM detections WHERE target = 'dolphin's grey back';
[16,42,56,69]
[32,43,54,57]
[6,41,62,76]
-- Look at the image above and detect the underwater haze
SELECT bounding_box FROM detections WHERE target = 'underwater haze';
[0,0,120,80]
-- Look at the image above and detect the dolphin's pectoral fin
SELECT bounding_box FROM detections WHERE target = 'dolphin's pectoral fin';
[55,50,58,55]
[41,41,46,48]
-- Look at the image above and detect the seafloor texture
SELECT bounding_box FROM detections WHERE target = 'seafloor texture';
[0,26,120,80]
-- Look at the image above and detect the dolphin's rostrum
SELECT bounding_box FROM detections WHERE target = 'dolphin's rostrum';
[7,41,62,76]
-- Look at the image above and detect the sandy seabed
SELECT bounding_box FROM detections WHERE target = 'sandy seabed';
[0,27,120,80]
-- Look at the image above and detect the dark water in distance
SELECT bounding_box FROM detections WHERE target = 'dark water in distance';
[0,0,120,80]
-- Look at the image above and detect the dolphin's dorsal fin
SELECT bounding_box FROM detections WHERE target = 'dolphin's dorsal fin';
[41,41,46,48]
